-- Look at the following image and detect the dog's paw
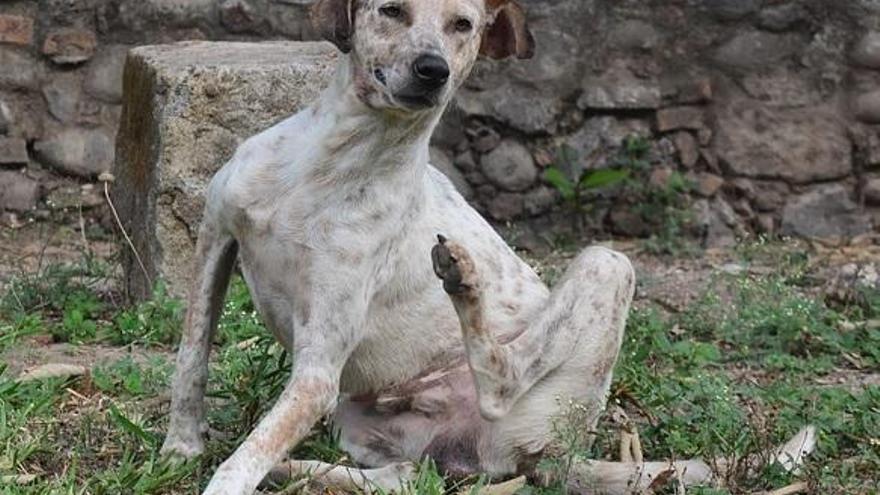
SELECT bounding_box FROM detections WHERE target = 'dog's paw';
[431,235,478,295]
[160,434,204,461]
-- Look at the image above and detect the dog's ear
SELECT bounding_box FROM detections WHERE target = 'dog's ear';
[480,0,535,60]
[311,0,356,53]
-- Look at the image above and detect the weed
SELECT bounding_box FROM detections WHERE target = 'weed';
[543,143,630,233]
[0,253,110,319]
[542,135,695,254]
[92,356,171,398]
[107,282,183,346]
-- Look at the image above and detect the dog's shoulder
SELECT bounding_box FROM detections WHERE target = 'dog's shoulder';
[207,113,314,209]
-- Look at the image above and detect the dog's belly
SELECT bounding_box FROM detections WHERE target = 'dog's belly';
[334,365,486,475]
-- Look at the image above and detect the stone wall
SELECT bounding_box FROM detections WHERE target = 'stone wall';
[2,0,880,250]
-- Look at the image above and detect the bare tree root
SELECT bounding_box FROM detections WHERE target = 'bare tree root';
[559,426,816,494]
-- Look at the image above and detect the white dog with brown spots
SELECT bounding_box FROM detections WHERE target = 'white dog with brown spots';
[160,1,815,493]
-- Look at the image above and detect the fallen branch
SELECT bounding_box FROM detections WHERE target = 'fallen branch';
[753,481,809,495]
[17,363,87,382]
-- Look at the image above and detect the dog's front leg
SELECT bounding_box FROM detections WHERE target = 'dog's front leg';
[202,288,364,495]
[203,363,340,494]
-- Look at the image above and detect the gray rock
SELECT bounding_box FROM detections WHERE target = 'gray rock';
[579,65,661,110]
[714,31,799,71]
[42,73,82,123]
[0,47,41,90]
[661,76,713,105]
[453,150,478,174]
[42,28,97,64]
[469,125,500,154]
[481,140,538,192]
[267,2,312,38]
[430,147,473,199]
[757,3,807,32]
[114,0,219,34]
[0,170,40,211]
[852,32,880,69]
[509,226,552,255]
[693,197,738,248]
[34,127,115,178]
[781,185,873,238]
[756,214,776,235]
[0,100,9,134]
[741,68,820,107]
[46,184,104,210]
[692,172,724,197]
[853,90,880,124]
[865,177,880,205]
[656,106,705,132]
[751,181,790,212]
[609,208,649,237]
[523,186,558,216]
[114,41,337,300]
[715,102,852,184]
[565,117,651,177]
[220,0,262,34]
[608,20,662,51]
[704,0,759,21]
[456,84,563,135]
[432,105,467,151]
[0,137,28,166]
[84,45,130,103]
[673,131,699,168]
[857,128,880,167]
[487,192,525,221]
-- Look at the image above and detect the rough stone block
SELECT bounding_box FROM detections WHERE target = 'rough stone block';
[0,170,39,212]
[0,15,34,46]
[0,137,28,166]
[113,41,337,300]
[715,101,852,184]
[42,28,97,64]
[656,106,705,132]
[781,185,873,238]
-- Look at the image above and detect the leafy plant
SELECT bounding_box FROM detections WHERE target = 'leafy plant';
[543,143,630,233]
[108,282,183,346]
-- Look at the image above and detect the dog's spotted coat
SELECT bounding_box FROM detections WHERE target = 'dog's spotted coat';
[160,1,638,493]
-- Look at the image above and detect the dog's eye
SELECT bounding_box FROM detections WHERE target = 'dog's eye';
[454,17,473,33]
[379,4,403,19]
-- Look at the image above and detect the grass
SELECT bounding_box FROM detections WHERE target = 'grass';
[0,240,878,493]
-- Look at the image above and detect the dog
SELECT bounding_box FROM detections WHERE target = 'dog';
[160,1,814,493]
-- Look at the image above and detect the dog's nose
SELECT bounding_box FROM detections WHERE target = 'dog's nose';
[412,54,450,89]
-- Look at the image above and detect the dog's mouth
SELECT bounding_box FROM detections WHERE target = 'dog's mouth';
[393,91,439,109]
[372,67,442,111]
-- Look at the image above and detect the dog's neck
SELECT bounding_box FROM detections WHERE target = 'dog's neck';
[304,55,446,188]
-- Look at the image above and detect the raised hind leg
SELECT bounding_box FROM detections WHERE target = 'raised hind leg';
[431,236,635,426]
[431,237,815,493]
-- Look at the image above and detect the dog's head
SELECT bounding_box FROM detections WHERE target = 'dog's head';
[311,0,534,114]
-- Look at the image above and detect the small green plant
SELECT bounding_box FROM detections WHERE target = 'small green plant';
[92,356,171,397]
[532,398,599,493]
[108,282,183,346]
[542,136,695,254]
[637,170,695,256]
[543,143,630,233]
[0,253,109,319]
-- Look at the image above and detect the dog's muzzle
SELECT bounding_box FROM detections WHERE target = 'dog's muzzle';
[394,54,450,109]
